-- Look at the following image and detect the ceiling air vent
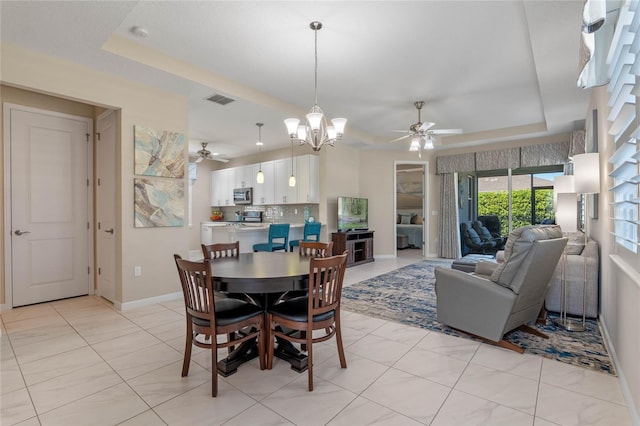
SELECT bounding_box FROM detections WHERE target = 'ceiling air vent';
[205,93,235,105]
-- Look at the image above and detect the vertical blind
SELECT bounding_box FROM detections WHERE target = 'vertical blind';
[607,0,640,253]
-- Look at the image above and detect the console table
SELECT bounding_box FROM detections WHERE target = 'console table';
[332,231,374,267]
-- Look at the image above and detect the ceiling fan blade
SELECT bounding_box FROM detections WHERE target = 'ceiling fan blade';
[429,128,463,135]
[194,156,203,163]
[391,129,411,133]
[418,121,435,131]
[211,157,229,163]
[390,134,411,143]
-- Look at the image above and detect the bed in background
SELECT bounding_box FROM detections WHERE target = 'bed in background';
[396,174,424,249]
[397,199,423,249]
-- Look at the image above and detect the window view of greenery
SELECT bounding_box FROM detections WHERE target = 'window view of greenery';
[477,171,561,236]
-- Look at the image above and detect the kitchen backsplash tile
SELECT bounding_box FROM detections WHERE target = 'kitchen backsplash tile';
[215,204,319,224]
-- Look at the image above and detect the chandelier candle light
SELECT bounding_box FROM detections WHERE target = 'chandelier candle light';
[284,21,346,151]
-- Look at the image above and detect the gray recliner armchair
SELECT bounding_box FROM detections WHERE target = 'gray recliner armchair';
[435,225,567,353]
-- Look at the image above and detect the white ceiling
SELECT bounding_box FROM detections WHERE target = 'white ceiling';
[0,1,592,160]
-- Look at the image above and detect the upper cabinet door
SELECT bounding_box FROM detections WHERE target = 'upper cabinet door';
[274,158,297,204]
[296,154,319,203]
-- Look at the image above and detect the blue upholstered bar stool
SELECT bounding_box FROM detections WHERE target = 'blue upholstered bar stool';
[253,223,290,252]
[289,222,321,252]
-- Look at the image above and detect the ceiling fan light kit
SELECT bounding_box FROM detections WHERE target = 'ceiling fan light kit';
[390,100,462,155]
[284,21,346,151]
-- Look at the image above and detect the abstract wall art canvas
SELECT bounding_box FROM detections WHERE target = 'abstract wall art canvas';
[134,178,184,227]
[134,125,185,177]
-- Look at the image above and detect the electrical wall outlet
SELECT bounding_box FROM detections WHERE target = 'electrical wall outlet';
[134,266,142,277]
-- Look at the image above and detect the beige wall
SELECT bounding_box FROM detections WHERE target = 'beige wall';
[2,43,189,306]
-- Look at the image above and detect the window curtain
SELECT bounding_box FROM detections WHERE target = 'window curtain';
[436,153,476,174]
[475,147,520,171]
[520,142,571,167]
[438,173,460,259]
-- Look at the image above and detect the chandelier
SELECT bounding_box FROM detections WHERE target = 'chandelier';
[284,21,346,151]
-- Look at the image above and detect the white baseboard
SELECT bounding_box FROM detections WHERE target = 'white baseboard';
[599,317,640,426]
[116,291,182,311]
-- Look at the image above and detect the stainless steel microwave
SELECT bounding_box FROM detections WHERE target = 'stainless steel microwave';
[233,188,253,205]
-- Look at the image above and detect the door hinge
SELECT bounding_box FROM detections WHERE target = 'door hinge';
[86,133,90,142]
[98,178,101,186]
[87,222,90,230]
[98,222,101,230]
[87,179,90,187]
[98,267,101,275]
[88,266,91,274]
[96,132,101,141]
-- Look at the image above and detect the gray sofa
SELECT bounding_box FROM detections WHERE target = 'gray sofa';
[545,232,599,318]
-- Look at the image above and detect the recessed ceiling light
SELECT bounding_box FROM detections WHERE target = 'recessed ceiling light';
[130,26,149,38]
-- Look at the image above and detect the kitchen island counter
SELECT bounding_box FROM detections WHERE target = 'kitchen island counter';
[201,222,318,252]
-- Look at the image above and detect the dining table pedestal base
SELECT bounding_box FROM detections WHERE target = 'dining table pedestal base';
[274,339,308,373]
[216,339,261,377]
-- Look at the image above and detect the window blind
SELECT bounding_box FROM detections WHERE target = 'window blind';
[607,0,640,253]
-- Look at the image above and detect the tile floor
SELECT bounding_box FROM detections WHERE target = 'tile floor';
[1,250,633,426]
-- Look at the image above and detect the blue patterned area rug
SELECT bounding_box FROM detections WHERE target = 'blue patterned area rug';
[342,260,616,375]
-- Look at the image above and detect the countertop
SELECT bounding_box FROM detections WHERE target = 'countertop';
[201,222,308,232]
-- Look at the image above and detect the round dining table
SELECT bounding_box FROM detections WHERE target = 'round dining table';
[209,251,311,376]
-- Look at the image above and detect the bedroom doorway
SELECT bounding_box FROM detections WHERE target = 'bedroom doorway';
[395,161,428,258]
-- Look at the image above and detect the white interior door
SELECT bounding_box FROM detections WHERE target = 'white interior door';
[8,106,91,307]
[96,111,116,303]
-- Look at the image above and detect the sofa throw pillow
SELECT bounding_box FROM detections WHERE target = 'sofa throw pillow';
[400,214,412,225]
[465,225,483,245]
[565,232,585,255]
[472,221,494,242]
[397,214,401,224]
[410,214,418,224]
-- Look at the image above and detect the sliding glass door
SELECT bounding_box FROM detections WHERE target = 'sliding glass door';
[475,166,562,236]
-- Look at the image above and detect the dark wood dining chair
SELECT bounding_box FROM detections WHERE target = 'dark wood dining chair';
[173,254,265,397]
[201,241,240,259]
[201,241,257,306]
[298,241,333,258]
[266,251,348,391]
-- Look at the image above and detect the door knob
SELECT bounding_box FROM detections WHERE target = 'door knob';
[105,229,114,234]
[14,230,31,236]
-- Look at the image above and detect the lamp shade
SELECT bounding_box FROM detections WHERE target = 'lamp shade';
[554,175,576,194]
[573,153,600,194]
[556,193,579,232]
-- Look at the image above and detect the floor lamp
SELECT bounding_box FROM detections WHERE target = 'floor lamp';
[571,153,601,331]
[553,176,581,330]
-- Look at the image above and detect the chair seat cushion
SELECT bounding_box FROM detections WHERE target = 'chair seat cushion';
[268,296,334,322]
[253,243,270,252]
[192,298,262,327]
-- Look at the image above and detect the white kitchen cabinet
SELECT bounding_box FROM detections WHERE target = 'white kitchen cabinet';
[211,155,319,207]
[296,154,319,203]
[233,165,254,189]
[210,168,233,206]
[274,158,297,204]
[253,161,275,205]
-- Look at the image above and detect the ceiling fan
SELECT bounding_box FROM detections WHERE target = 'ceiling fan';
[391,101,463,154]
[194,142,229,163]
